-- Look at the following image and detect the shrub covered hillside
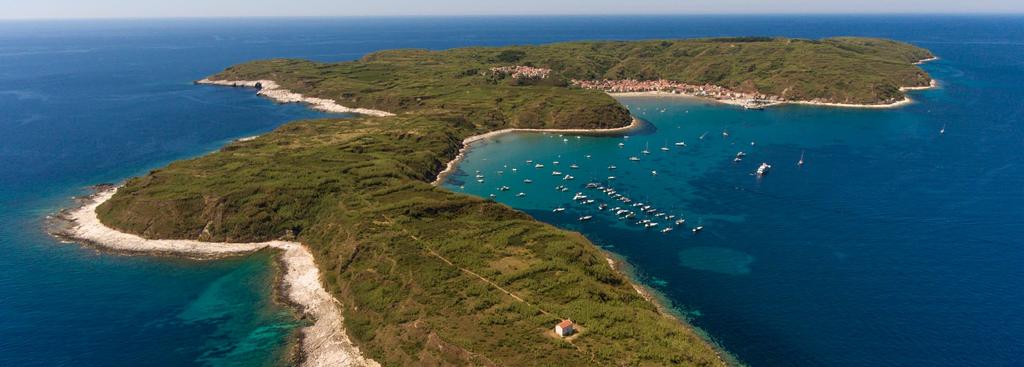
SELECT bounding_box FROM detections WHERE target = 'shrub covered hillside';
[215,36,932,108]
[96,37,933,366]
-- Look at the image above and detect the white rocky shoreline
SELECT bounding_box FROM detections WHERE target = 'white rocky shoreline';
[196,78,394,117]
[52,187,379,367]
[430,117,644,186]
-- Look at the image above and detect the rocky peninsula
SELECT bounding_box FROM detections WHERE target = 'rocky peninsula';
[58,37,933,366]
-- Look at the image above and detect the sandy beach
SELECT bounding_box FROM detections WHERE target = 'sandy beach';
[430,117,643,186]
[53,187,379,367]
[196,78,395,117]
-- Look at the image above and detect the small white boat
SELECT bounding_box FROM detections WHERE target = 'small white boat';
[552,171,562,176]
[579,215,593,221]
[497,186,510,191]
[629,156,640,161]
[642,142,651,155]
[563,138,569,142]
[756,162,772,177]
[798,150,805,166]
[699,132,709,140]
[692,226,704,233]
[511,168,518,172]
[516,192,526,197]
[535,163,544,168]
[675,219,686,226]
[607,176,616,180]
[674,141,686,147]
[553,161,560,165]
[661,227,673,233]
[476,179,485,183]
[563,175,574,181]
[569,164,579,169]
[750,141,756,146]
[722,129,729,137]
[608,165,617,170]
[651,170,658,176]
[585,155,592,159]
[523,179,533,183]
[553,207,566,213]
[618,142,625,148]
[940,123,946,135]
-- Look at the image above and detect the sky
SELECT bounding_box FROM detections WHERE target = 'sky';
[1,0,1022,19]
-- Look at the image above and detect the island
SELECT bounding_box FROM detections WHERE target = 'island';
[54,37,934,366]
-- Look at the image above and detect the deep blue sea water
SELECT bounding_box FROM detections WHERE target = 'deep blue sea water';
[1,15,1022,366]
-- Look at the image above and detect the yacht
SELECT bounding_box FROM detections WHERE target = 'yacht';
[674,141,686,147]
[756,162,772,177]
[579,215,593,221]
[661,227,674,233]
[552,207,566,213]
[534,163,544,168]
[607,176,616,180]
[675,219,686,226]
[692,226,704,233]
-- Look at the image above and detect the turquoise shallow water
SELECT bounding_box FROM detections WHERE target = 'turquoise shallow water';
[444,52,1024,365]
[2,15,1022,366]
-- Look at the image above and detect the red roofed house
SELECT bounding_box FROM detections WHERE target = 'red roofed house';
[554,319,575,337]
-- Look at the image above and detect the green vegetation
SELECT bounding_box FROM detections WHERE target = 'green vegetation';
[214,37,932,107]
[96,37,933,366]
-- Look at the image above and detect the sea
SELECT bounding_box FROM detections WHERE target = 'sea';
[1,15,1021,366]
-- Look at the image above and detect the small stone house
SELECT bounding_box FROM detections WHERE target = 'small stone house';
[554,319,574,337]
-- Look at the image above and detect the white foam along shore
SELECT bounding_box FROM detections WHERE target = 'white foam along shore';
[56,187,380,367]
[430,117,643,186]
[196,78,395,117]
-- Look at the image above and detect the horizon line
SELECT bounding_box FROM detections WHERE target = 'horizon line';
[3,12,1024,21]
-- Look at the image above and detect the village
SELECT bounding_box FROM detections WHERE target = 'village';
[490,65,552,79]
[571,78,782,109]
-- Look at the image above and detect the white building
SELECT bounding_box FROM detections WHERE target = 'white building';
[554,319,575,337]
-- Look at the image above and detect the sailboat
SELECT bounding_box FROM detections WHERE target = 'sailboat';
[722,129,729,138]
[699,132,709,141]
[642,142,651,155]
[660,140,670,151]
[798,150,805,166]
[940,123,946,135]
